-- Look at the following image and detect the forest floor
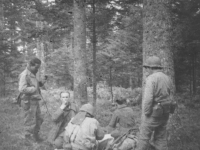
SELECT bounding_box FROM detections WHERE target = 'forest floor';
[0,90,200,150]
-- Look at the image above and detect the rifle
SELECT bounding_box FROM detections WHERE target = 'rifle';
[16,93,22,107]
[105,128,136,150]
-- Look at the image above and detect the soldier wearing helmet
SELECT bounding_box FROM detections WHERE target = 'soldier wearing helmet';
[63,103,105,150]
[137,56,175,150]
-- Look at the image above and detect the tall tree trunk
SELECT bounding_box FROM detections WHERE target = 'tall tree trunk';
[109,66,113,103]
[192,51,197,95]
[129,76,133,89]
[0,0,3,31]
[0,0,4,96]
[143,0,175,88]
[92,0,97,107]
[190,62,192,97]
[73,0,87,107]
[36,21,45,80]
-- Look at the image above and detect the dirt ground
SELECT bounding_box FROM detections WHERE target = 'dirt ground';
[0,93,200,150]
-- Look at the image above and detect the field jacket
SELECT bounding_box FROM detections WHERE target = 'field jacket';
[108,104,135,135]
[48,102,77,143]
[142,71,173,119]
[64,116,105,150]
[18,68,41,101]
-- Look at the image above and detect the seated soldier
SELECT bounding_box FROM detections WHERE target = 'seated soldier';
[48,91,77,150]
[105,94,137,150]
[63,103,105,150]
[107,94,136,136]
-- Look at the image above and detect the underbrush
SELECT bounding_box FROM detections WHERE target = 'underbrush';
[1,89,200,150]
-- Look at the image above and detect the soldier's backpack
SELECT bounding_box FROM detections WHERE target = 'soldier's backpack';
[104,128,138,150]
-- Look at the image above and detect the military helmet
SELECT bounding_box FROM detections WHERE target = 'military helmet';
[143,56,163,68]
[80,103,94,116]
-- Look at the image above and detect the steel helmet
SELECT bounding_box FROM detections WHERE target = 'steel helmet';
[80,103,94,116]
[143,56,163,68]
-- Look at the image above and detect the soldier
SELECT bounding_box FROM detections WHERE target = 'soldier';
[18,57,47,143]
[105,94,137,150]
[136,56,175,150]
[48,91,77,149]
[107,94,136,138]
[63,103,105,150]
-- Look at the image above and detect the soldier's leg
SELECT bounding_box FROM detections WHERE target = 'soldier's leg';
[22,101,37,136]
[153,124,168,150]
[34,102,44,141]
[35,102,43,133]
[136,124,154,150]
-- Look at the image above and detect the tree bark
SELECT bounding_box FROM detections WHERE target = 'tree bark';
[73,0,88,107]
[192,50,197,95]
[0,0,4,96]
[129,76,133,89]
[92,0,97,107]
[36,21,46,80]
[143,0,175,88]
[0,0,3,31]
[109,66,113,103]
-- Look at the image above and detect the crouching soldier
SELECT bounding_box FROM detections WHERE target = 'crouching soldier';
[48,91,77,150]
[104,94,138,150]
[63,103,105,150]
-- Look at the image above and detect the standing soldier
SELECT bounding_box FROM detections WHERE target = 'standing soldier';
[136,56,176,150]
[18,57,46,144]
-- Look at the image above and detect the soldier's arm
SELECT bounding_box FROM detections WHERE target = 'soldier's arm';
[18,74,36,94]
[95,122,105,140]
[143,77,154,116]
[70,102,78,116]
[52,108,64,122]
[106,112,119,133]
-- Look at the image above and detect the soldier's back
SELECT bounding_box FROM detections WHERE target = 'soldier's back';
[115,106,135,128]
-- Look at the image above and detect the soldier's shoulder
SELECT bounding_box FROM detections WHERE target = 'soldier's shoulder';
[146,74,156,82]
[70,102,78,112]
[85,117,99,125]
[19,69,28,78]
[149,71,166,80]
[124,106,134,113]
[114,108,123,115]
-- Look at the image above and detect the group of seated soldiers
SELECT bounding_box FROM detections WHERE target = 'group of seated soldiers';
[47,91,138,150]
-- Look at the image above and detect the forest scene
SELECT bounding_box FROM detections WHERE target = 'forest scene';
[0,0,200,150]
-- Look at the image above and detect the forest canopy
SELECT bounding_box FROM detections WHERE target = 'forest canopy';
[0,0,199,99]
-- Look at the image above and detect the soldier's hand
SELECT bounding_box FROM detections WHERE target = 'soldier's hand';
[31,95,41,100]
[60,103,67,110]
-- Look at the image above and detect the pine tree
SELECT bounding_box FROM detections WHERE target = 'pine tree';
[143,0,174,86]
[73,0,88,107]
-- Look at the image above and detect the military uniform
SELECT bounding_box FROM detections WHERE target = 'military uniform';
[137,71,173,150]
[48,102,77,149]
[18,68,43,138]
[108,104,135,136]
[63,103,105,150]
